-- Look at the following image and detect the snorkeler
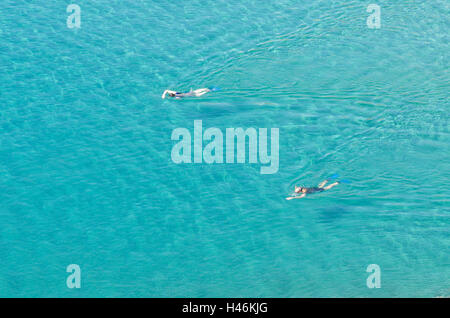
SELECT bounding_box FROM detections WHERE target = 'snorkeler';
[162,86,220,99]
[286,176,349,200]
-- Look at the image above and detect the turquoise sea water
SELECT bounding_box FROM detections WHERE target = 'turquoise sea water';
[0,1,449,297]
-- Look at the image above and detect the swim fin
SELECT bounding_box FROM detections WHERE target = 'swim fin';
[209,86,221,92]
[328,173,340,180]
[339,179,352,184]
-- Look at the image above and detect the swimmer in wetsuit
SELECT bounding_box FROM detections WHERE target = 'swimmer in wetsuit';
[162,87,219,99]
[286,179,340,200]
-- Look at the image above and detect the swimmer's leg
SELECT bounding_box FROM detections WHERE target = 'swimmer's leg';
[323,182,339,190]
[193,88,211,96]
[318,180,328,188]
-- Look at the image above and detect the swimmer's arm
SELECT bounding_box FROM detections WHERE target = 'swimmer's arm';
[162,90,177,99]
[286,193,306,200]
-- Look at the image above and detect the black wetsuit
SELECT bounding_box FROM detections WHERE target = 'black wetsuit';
[292,187,324,197]
[174,91,196,98]
[305,187,324,194]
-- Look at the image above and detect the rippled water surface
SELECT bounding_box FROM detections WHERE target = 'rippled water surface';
[0,1,449,297]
